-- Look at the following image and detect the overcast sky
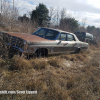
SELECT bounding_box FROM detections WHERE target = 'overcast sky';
[12,0,100,27]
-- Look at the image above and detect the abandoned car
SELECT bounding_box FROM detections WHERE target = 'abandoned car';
[0,28,88,57]
[74,31,97,44]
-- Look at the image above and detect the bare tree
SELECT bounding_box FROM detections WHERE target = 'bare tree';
[60,8,66,20]
[49,7,55,19]
[49,7,66,28]
[79,26,86,32]
[0,0,2,14]
[48,7,55,27]
[0,0,19,29]
[78,17,87,32]
[51,7,60,27]
[82,17,87,28]
[59,8,67,30]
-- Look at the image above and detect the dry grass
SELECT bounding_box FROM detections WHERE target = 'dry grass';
[30,58,48,70]
[8,56,32,70]
[48,57,64,68]
[0,45,100,100]
[0,22,37,33]
[60,52,88,62]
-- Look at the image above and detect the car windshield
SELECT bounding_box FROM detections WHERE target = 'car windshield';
[32,28,59,40]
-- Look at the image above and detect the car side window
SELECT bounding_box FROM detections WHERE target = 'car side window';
[67,34,75,41]
[57,33,66,41]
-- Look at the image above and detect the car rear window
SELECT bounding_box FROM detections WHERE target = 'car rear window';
[33,28,59,40]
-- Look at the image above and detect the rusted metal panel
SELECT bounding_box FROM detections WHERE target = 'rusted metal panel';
[6,32,51,42]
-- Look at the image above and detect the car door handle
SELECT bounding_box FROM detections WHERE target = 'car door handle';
[73,43,77,47]
[63,43,68,46]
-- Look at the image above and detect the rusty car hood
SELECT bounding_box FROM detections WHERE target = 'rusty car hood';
[6,32,51,42]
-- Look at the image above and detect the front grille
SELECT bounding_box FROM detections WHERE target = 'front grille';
[2,32,24,49]
[11,36,24,49]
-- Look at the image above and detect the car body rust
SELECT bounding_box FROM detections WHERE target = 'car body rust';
[7,32,51,42]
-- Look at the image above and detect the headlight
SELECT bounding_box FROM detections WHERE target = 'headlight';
[23,40,28,50]
[23,40,27,45]
[24,41,27,45]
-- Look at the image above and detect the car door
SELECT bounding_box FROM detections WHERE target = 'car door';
[66,33,77,52]
[55,32,75,52]
[54,33,67,52]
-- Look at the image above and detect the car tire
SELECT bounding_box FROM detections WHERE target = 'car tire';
[35,49,47,58]
[35,49,42,57]
[74,48,80,53]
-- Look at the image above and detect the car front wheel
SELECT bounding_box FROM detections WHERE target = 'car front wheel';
[74,48,80,53]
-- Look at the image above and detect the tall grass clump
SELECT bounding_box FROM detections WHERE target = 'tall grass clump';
[30,58,48,70]
[8,56,31,71]
[48,57,62,67]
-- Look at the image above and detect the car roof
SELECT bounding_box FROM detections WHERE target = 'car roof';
[41,27,74,35]
[37,27,79,41]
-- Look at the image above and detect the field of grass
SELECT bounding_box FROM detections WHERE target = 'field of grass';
[0,44,100,100]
